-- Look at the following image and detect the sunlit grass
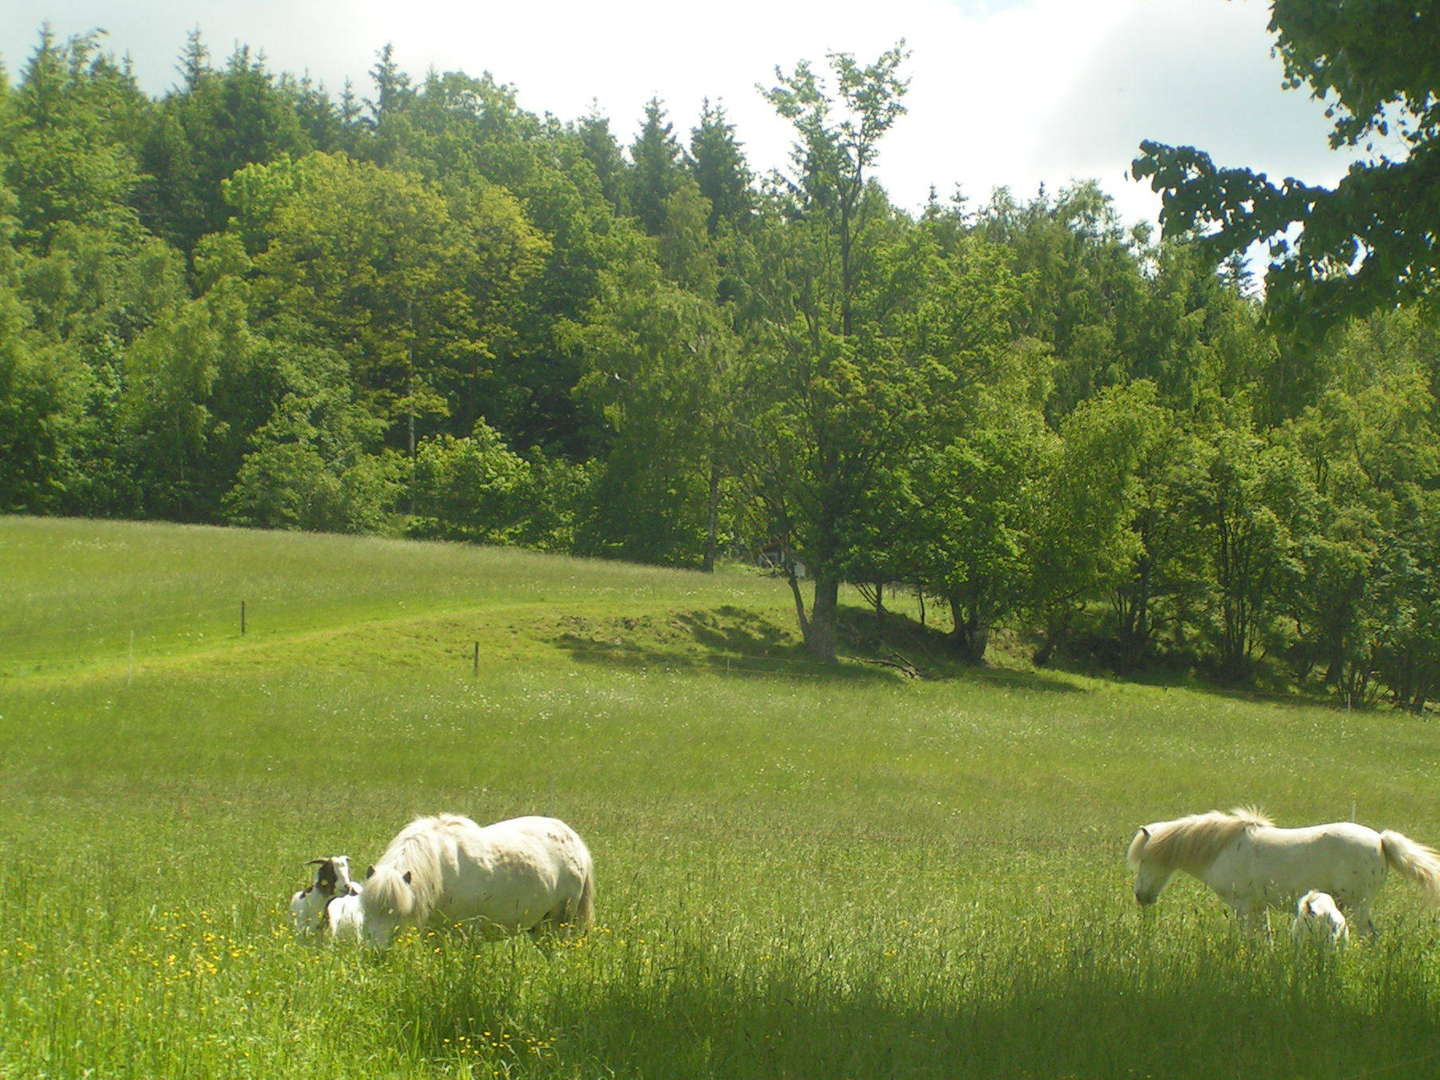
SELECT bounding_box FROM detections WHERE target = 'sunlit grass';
[0,515,792,679]
[4,516,1440,1077]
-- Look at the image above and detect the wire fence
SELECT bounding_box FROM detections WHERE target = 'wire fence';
[0,595,922,684]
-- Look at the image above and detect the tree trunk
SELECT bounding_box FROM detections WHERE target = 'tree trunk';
[1322,632,1347,688]
[805,570,841,662]
[702,462,720,573]
[786,568,810,645]
[1035,604,1077,668]
[947,591,990,664]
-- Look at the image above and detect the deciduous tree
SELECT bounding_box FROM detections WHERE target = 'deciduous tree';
[1133,1,1440,337]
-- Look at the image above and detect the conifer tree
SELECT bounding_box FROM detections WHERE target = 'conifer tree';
[575,105,629,216]
[689,99,753,234]
[628,97,684,235]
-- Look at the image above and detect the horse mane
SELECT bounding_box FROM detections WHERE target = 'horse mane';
[367,814,480,926]
[1131,807,1273,873]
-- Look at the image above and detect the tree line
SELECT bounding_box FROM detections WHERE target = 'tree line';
[2,27,1437,708]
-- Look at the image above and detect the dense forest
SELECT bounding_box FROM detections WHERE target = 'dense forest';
[1,26,1437,707]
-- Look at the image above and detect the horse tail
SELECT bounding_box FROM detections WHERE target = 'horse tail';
[1381,830,1440,903]
[573,862,595,931]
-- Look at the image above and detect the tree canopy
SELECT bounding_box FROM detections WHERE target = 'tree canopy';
[1132,0,1440,338]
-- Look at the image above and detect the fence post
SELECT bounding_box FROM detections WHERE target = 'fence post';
[473,641,479,677]
[241,600,247,636]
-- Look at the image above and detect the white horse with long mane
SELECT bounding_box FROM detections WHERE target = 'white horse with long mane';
[1127,807,1440,935]
[360,813,595,948]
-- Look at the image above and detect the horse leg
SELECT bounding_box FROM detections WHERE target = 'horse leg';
[1347,902,1378,940]
[527,905,568,951]
[1232,901,1268,938]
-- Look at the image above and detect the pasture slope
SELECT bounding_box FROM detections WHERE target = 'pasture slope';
[3,515,1440,1080]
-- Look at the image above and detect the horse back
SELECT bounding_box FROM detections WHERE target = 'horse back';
[445,816,593,929]
[462,816,590,868]
[1214,822,1387,908]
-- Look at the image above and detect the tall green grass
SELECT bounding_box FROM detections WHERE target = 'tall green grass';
[4,516,1440,1078]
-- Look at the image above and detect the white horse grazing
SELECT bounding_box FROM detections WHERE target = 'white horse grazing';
[1127,807,1440,935]
[1291,889,1349,951]
[290,855,365,941]
[359,814,595,949]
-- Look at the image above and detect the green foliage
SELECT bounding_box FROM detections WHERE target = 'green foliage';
[138,40,314,253]
[627,98,686,236]
[1027,381,1163,662]
[1276,313,1440,705]
[1107,409,1211,667]
[689,99,754,234]
[510,451,597,554]
[902,410,1048,663]
[1369,488,1440,712]
[0,312,86,513]
[976,182,1147,419]
[220,152,306,255]
[246,151,547,448]
[19,222,185,345]
[570,195,742,567]
[747,43,965,660]
[3,29,148,252]
[573,107,629,217]
[1193,422,1316,683]
[1132,1,1440,338]
[221,332,399,534]
[356,68,638,454]
[868,232,1039,662]
[407,424,529,544]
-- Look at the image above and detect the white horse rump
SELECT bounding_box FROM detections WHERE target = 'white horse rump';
[1127,807,1440,935]
[360,813,595,948]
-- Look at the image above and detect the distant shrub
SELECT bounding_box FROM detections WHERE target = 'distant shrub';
[406,423,529,544]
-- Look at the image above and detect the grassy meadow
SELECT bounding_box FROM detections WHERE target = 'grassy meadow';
[4,515,1440,1078]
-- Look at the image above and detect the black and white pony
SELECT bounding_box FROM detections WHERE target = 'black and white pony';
[289,855,365,941]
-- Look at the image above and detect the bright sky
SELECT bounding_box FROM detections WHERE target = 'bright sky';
[2,0,1359,230]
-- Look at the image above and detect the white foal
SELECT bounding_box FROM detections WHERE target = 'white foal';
[1291,889,1349,951]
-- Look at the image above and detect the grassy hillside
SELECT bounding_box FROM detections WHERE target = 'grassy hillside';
[4,516,1440,1079]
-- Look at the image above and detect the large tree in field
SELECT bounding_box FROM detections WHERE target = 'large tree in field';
[745,44,1019,662]
[743,45,912,662]
[1132,1,1440,337]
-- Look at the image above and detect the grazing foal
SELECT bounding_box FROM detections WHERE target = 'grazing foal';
[1290,890,1349,951]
